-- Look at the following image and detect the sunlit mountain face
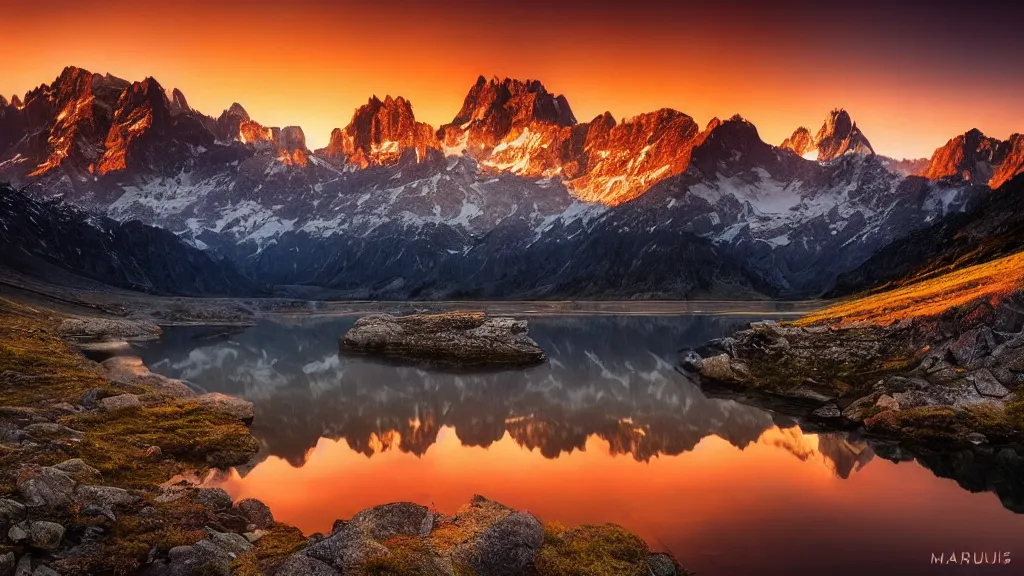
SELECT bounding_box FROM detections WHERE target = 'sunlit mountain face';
[2,1,1023,301]
[2,63,1021,301]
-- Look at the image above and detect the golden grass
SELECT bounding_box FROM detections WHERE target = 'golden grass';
[800,251,1024,327]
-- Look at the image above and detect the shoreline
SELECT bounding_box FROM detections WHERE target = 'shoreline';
[0,295,692,575]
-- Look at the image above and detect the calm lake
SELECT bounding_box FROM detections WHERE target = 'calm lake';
[133,312,1024,575]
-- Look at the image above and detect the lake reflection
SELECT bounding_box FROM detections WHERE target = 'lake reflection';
[135,314,1024,575]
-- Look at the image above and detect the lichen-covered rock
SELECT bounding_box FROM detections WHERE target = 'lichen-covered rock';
[812,404,842,419]
[16,466,75,508]
[98,394,141,411]
[195,393,255,424]
[274,554,340,576]
[235,498,274,529]
[159,540,233,576]
[204,528,253,556]
[0,499,26,523]
[876,394,900,411]
[303,524,389,572]
[445,497,544,576]
[0,552,14,576]
[698,354,736,381]
[191,487,233,511]
[76,485,139,508]
[14,555,31,576]
[341,312,546,368]
[52,458,100,477]
[647,553,683,576]
[678,350,702,372]
[350,502,432,540]
[26,521,64,551]
[970,369,1011,398]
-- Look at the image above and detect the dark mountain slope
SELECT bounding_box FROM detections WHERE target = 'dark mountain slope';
[0,184,259,296]
[832,174,1024,296]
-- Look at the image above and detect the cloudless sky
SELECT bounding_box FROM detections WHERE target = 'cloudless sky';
[3,0,1022,158]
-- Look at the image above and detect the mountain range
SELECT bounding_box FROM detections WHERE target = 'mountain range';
[1,66,1022,298]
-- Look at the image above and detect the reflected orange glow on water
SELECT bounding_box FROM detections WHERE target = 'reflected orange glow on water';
[214,425,995,546]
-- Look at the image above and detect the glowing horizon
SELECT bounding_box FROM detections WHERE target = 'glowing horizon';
[3,0,1022,158]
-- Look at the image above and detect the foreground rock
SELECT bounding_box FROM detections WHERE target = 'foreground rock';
[686,290,1024,448]
[288,495,688,576]
[341,312,546,369]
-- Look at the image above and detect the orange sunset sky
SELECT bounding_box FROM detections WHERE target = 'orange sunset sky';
[3,0,1022,158]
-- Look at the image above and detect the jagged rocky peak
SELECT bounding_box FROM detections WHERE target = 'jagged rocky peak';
[211,101,273,146]
[324,94,440,167]
[686,114,777,175]
[920,128,1024,187]
[10,94,23,109]
[169,88,191,116]
[438,76,576,150]
[781,126,814,157]
[781,108,874,161]
[276,125,309,166]
[0,95,7,108]
[93,77,174,175]
[563,107,702,205]
[992,133,1024,189]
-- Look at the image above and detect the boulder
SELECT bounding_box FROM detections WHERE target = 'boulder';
[647,553,681,576]
[53,459,100,477]
[842,394,880,422]
[27,521,64,551]
[98,394,141,411]
[195,393,255,424]
[274,554,340,576]
[875,394,900,412]
[303,524,389,572]
[0,499,27,523]
[350,502,432,540]
[698,354,736,381]
[191,487,233,511]
[678,350,702,372]
[33,567,60,576]
[7,523,28,543]
[235,498,274,529]
[812,404,842,419]
[76,485,139,508]
[14,555,30,576]
[452,510,545,576]
[341,312,546,369]
[205,528,253,556]
[950,328,993,367]
[0,553,13,576]
[969,369,1011,398]
[16,467,75,508]
[161,540,233,576]
[79,388,103,409]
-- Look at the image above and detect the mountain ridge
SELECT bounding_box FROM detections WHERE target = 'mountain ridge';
[0,65,1021,300]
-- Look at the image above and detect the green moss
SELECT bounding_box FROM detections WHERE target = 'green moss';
[865,404,1024,445]
[230,523,308,575]
[1006,391,1024,430]
[51,498,216,576]
[64,403,258,488]
[362,536,453,576]
[534,523,650,576]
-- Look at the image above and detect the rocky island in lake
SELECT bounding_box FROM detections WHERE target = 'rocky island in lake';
[341,312,547,369]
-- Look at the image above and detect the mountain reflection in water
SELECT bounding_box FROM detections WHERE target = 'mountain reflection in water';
[135,314,1024,576]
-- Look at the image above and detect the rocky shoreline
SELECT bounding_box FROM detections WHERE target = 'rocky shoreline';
[0,297,687,575]
[683,289,1024,449]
